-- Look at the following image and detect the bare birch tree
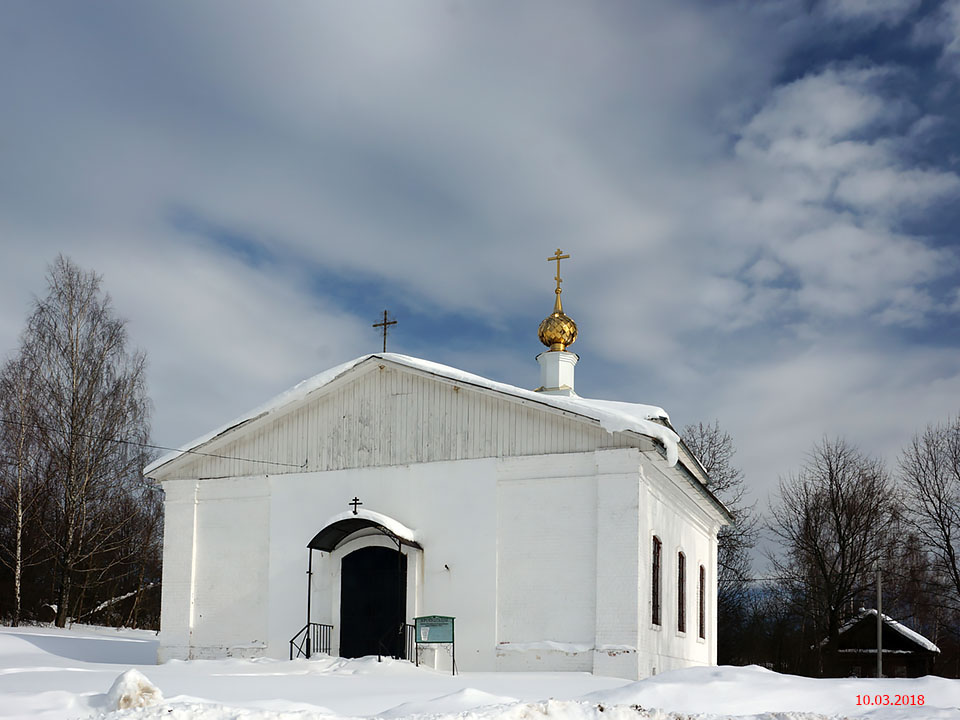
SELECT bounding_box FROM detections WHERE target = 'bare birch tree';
[0,356,46,626]
[22,256,151,626]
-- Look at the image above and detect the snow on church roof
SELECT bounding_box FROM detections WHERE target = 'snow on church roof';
[144,353,681,475]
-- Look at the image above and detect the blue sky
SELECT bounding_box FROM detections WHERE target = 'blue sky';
[3,0,960,519]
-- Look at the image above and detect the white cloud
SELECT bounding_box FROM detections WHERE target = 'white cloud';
[876,287,935,326]
[741,67,909,146]
[107,238,375,452]
[648,340,960,512]
[834,167,960,212]
[913,0,960,74]
[744,258,784,284]
[822,0,921,26]
[724,65,960,328]
[0,1,958,529]
[5,231,373,451]
[780,224,947,318]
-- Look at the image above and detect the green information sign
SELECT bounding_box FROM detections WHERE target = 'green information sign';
[415,615,455,644]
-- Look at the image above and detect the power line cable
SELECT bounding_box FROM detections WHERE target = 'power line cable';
[0,416,306,471]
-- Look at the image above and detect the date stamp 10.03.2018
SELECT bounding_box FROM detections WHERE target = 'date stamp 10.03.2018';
[855,694,924,706]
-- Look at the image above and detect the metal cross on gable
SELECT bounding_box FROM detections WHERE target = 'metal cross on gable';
[372,310,398,352]
[349,496,363,515]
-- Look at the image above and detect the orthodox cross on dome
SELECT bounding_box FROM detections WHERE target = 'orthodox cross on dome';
[538,248,578,352]
[349,497,363,515]
[548,248,570,307]
[372,310,397,352]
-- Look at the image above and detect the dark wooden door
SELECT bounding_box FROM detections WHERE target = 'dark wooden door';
[339,546,406,658]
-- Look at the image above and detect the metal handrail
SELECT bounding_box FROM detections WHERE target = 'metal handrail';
[289,622,333,659]
[376,622,415,661]
[404,623,415,662]
[290,624,309,659]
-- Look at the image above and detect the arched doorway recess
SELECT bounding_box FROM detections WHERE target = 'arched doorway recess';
[300,508,421,659]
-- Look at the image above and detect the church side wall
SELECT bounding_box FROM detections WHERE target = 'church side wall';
[491,448,722,680]
[636,454,720,676]
[266,458,499,670]
[495,448,721,680]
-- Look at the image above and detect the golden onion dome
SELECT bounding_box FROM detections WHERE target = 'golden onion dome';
[538,293,578,351]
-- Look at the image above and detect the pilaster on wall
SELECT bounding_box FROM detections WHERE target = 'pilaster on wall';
[157,479,199,662]
[593,448,641,679]
[710,533,719,666]
[190,476,271,654]
[496,452,598,673]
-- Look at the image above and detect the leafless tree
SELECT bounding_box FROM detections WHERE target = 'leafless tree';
[768,438,896,669]
[683,420,757,584]
[20,256,152,626]
[900,418,960,615]
[683,420,758,662]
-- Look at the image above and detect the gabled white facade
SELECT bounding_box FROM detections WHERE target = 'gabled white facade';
[148,354,730,679]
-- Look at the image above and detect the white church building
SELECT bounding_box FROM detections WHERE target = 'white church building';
[146,253,731,680]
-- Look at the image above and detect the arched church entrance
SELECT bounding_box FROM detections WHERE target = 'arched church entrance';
[297,506,420,661]
[340,546,407,658]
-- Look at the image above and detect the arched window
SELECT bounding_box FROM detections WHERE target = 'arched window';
[677,551,686,633]
[698,565,706,639]
[652,536,662,626]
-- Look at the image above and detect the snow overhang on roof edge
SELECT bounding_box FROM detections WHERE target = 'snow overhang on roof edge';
[144,352,685,478]
[143,355,374,476]
[821,609,940,654]
[308,509,419,552]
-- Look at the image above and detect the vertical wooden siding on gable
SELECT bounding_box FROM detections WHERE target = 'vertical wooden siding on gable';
[161,364,648,480]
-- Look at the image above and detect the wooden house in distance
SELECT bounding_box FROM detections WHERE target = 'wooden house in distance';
[827,609,940,678]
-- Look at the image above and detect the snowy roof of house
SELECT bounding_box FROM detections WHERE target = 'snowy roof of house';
[829,609,940,654]
[144,352,690,482]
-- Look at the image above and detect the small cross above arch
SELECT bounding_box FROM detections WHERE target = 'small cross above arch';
[349,497,363,515]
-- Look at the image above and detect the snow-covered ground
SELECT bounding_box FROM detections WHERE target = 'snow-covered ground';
[0,625,957,720]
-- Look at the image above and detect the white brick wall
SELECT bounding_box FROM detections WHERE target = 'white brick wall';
[157,479,197,662]
[192,476,270,655]
[496,452,597,672]
[159,448,722,678]
[263,458,499,669]
[593,449,642,679]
